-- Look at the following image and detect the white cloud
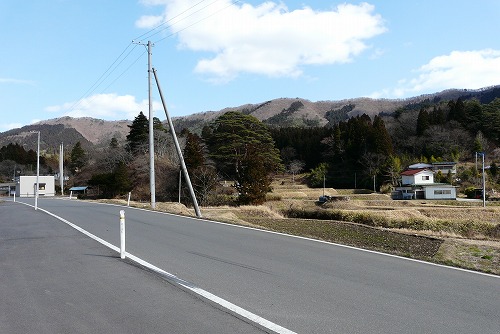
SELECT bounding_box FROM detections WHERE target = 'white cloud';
[0,77,34,85]
[0,123,23,131]
[135,15,164,29]
[45,93,163,120]
[139,1,386,81]
[372,49,500,98]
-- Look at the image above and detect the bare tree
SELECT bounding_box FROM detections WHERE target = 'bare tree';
[288,160,305,183]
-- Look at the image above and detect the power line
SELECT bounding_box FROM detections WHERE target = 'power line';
[65,43,142,114]
[67,44,135,112]
[133,0,212,43]
[66,0,242,115]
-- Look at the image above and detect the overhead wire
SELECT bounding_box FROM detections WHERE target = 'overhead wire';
[133,0,211,43]
[67,0,242,115]
[154,0,241,44]
[66,43,136,112]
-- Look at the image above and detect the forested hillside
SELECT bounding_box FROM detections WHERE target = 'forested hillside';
[1,87,499,203]
[270,97,500,190]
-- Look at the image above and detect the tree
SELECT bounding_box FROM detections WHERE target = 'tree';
[113,162,131,194]
[372,115,393,155]
[416,108,430,136]
[109,137,119,149]
[384,155,402,186]
[473,131,487,153]
[206,111,282,204]
[236,156,273,204]
[70,141,86,174]
[183,131,205,169]
[126,112,149,154]
[190,165,219,206]
[288,160,306,182]
[359,152,386,191]
[308,162,328,188]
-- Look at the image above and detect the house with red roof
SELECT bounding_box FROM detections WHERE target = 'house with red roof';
[393,167,456,200]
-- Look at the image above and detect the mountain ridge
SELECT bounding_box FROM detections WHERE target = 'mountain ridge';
[2,85,499,150]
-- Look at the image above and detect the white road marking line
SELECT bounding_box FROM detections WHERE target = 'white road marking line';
[89,199,500,279]
[15,200,297,334]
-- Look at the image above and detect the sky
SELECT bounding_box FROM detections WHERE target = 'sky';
[1,0,499,132]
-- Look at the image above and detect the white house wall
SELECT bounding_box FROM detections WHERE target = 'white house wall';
[16,176,55,197]
[402,170,435,185]
[424,186,456,200]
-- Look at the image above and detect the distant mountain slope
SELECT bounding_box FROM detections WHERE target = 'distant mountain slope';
[0,117,130,151]
[37,117,131,144]
[174,86,500,133]
[1,85,498,150]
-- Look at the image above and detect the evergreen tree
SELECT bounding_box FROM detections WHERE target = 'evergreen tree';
[70,141,86,173]
[126,112,149,154]
[113,162,132,195]
[372,115,393,155]
[206,111,282,204]
[416,108,430,136]
[183,131,205,169]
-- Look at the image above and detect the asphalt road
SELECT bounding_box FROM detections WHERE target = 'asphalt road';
[0,201,265,334]
[7,197,500,333]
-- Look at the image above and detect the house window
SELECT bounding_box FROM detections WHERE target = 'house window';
[38,183,46,190]
[422,176,430,181]
[434,190,451,195]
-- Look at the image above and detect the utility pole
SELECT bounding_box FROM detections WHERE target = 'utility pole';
[59,143,64,195]
[134,40,156,209]
[35,131,40,210]
[152,68,202,217]
[481,152,486,207]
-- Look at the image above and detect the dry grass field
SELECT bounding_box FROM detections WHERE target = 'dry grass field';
[97,174,499,275]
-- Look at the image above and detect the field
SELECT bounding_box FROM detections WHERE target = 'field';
[99,175,500,275]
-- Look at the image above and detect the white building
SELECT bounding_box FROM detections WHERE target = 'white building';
[393,168,456,200]
[401,168,435,185]
[16,176,55,197]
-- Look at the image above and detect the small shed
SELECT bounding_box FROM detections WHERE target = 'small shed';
[69,186,89,196]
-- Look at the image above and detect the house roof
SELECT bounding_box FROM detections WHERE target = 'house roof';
[401,168,433,176]
[408,163,433,169]
[69,186,88,191]
[431,162,457,166]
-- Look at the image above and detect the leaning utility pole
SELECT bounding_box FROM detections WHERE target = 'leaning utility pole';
[152,68,202,218]
[134,40,156,209]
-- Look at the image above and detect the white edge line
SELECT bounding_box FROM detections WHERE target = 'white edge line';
[14,200,297,334]
[72,198,500,279]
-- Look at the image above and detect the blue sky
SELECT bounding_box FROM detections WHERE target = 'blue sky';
[1,0,499,132]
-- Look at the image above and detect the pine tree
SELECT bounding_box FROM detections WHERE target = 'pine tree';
[126,112,149,154]
[206,111,283,204]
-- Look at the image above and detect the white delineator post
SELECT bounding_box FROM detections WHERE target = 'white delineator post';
[127,192,131,207]
[120,210,126,259]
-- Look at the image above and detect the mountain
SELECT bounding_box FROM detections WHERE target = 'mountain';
[0,117,131,152]
[1,85,499,151]
[173,86,500,133]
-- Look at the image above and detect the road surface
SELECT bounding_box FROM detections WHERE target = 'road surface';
[7,197,500,333]
[0,200,266,333]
